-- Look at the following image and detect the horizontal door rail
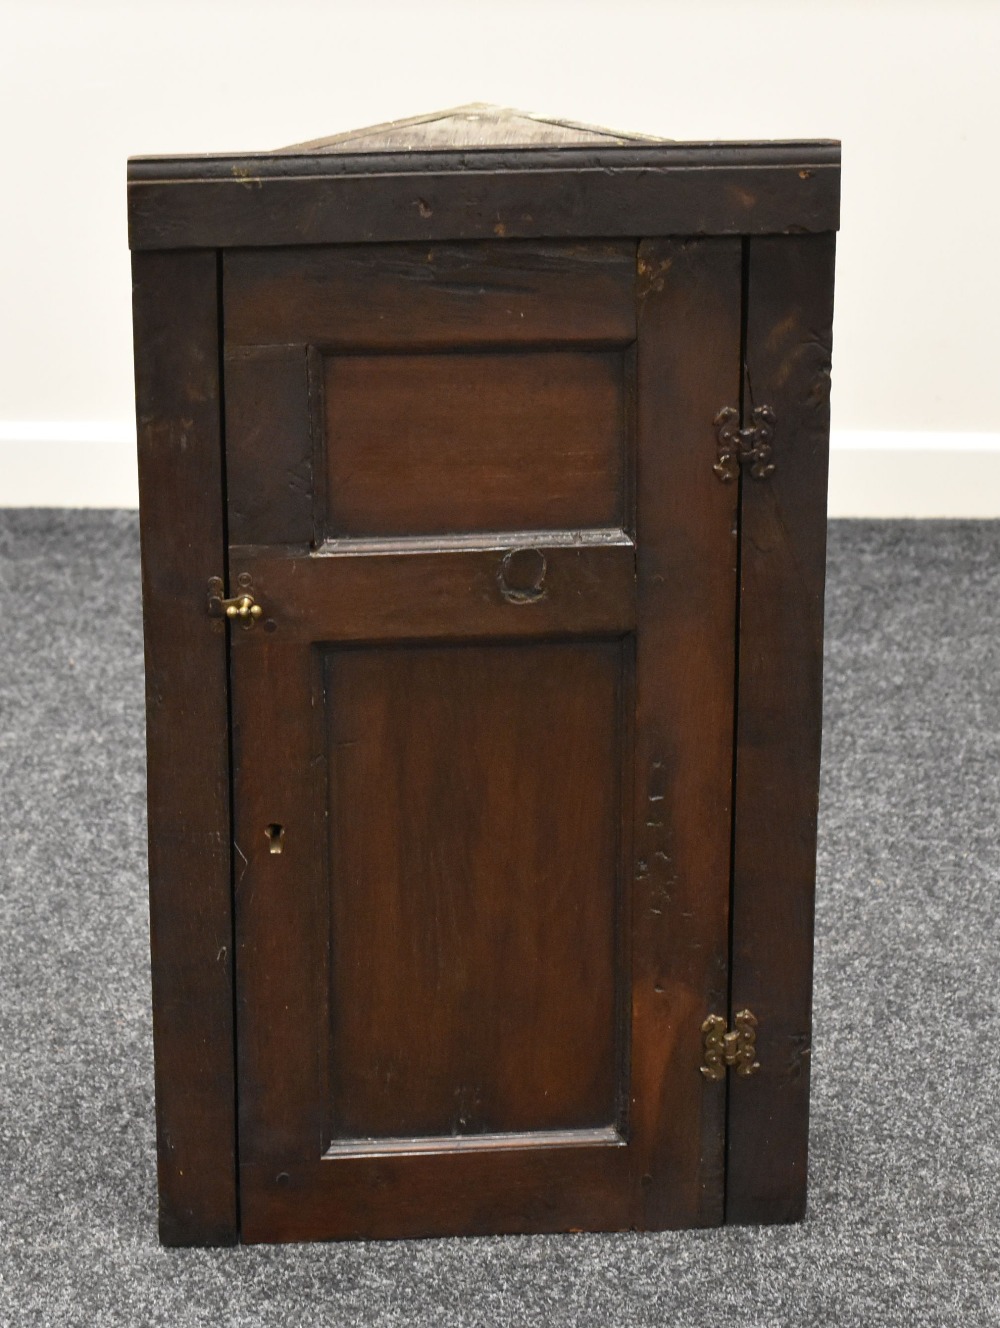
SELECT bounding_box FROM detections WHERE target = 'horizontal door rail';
[229,531,636,643]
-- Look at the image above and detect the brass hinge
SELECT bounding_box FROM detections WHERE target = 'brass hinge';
[207,573,263,628]
[713,406,777,482]
[700,1009,760,1080]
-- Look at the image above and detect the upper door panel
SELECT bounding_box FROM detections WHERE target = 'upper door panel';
[223,242,636,547]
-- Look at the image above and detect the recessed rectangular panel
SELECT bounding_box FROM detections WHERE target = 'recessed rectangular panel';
[324,639,625,1143]
[323,349,625,536]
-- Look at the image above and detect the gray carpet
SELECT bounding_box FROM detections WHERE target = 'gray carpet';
[0,512,997,1327]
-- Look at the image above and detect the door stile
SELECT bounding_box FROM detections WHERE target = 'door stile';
[631,238,743,1228]
[725,233,837,1223]
[230,635,331,1218]
[133,249,238,1246]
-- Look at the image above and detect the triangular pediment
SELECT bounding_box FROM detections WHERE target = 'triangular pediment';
[278,104,663,154]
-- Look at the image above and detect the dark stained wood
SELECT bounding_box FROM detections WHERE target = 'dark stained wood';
[133,140,841,179]
[726,233,837,1224]
[228,535,636,643]
[243,1147,633,1242]
[230,630,634,1242]
[223,242,636,350]
[227,237,744,1243]
[222,242,636,543]
[131,250,237,1246]
[322,349,625,537]
[630,238,742,1228]
[325,640,624,1141]
[130,111,840,1245]
[231,640,326,1180]
[128,146,840,251]
[279,103,660,153]
[224,345,312,546]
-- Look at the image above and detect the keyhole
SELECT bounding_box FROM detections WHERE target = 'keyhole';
[265,823,285,855]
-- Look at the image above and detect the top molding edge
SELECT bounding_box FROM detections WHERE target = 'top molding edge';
[127,140,841,182]
[127,141,841,250]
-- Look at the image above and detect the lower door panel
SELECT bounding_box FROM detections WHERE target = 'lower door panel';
[324,639,627,1146]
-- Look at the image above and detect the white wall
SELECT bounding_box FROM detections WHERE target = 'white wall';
[1,0,998,514]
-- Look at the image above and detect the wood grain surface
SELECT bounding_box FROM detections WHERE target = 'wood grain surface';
[129,144,840,251]
[131,121,838,1235]
[325,640,625,1141]
[224,242,636,350]
[322,349,625,537]
[630,238,742,1228]
[227,237,744,1240]
[224,345,313,547]
[132,250,237,1246]
[228,536,636,643]
[278,104,659,153]
[726,233,836,1224]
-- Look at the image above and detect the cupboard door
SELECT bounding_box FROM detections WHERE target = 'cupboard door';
[224,239,741,1240]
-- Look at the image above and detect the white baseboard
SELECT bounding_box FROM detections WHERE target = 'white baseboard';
[1,425,998,518]
[828,432,1000,518]
[0,424,138,509]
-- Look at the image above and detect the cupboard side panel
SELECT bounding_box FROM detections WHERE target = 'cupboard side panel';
[131,250,237,1245]
[726,232,836,1224]
[631,238,742,1228]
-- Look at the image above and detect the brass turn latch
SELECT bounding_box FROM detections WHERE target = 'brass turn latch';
[700,1009,760,1080]
[207,573,263,628]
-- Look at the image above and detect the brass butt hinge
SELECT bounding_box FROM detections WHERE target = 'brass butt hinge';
[713,406,777,482]
[700,1009,760,1080]
[207,573,263,628]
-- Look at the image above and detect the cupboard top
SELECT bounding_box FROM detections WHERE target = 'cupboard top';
[127,104,840,251]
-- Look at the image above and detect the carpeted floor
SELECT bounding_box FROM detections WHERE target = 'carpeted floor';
[0,512,997,1327]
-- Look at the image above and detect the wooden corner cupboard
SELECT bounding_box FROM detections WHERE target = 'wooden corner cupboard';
[128,104,839,1247]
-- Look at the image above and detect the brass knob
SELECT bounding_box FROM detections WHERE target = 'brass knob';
[225,595,263,622]
[207,576,265,628]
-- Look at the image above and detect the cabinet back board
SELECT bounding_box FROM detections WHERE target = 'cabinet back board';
[128,105,839,1245]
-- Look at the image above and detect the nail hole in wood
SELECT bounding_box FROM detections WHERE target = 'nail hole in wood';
[499,548,547,604]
